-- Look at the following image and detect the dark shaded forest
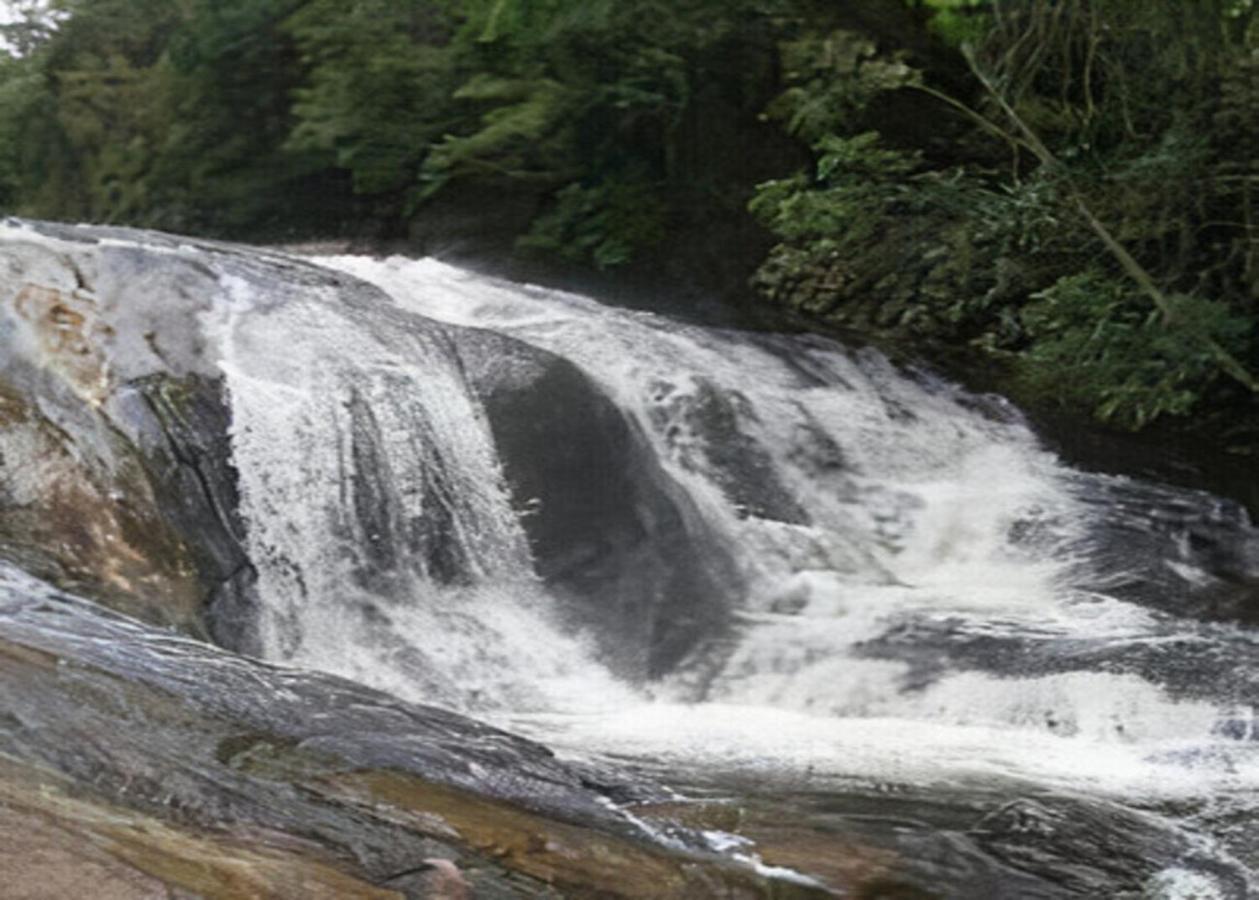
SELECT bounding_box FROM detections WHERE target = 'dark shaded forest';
[2,0,1257,451]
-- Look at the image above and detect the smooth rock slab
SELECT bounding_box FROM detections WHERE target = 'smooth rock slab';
[0,564,819,899]
[0,217,737,677]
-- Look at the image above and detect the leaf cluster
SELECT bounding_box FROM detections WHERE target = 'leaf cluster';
[1019,272,1251,428]
[749,0,1259,430]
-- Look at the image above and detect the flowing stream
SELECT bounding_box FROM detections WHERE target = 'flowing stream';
[9,214,1258,895]
[192,252,1259,895]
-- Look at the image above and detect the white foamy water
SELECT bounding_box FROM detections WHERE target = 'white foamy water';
[208,271,633,714]
[35,238,1228,831]
[8,221,1259,892]
[324,257,1100,620]
[502,699,1259,799]
[277,256,1259,827]
[7,218,1255,807]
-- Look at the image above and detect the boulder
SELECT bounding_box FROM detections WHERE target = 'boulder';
[0,564,814,899]
[457,330,738,679]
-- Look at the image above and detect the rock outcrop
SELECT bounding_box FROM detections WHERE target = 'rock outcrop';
[0,563,814,898]
[0,217,736,677]
[458,330,737,679]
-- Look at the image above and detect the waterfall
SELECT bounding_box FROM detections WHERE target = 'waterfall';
[200,252,1259,823]
[211,270,633,713]
[7,218,1259,894]
[11,219,1259,895]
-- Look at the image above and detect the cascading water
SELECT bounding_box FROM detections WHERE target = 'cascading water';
[12,219,1259,894]
[311,257,1256,738]
[163,245,1259,893]
[209,272,632,713]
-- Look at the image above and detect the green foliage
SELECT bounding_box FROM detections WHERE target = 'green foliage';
[765,30,922,144]
[750,0,1259,431]
[419,75,576,197]
[750,133,923,252]
[0,55,48,210]
[409,0,785,264]
[152,0,321,233]
[518,176,667,268]
[0,0,907,264]
[1019,273,1251,428]
[0,0,373,233]
[914,0,991,47]
[2,0,1258,437]
[284,0,459,209]
[749,25,932,259]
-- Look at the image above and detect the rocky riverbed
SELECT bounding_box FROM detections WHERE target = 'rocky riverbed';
[3,218,1258,898]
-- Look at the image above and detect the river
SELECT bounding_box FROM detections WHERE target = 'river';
[3,220,1258,897]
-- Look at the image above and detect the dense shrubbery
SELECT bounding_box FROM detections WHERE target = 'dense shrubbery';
[1,0,1257,441]
[751,0,1259,438]
[0,0,794,251]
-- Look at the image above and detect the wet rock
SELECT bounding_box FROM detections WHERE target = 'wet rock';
[970,797,1248,899]
[0,219,256,642]
[0,564,816,899]
[855,614,1259,708]
[1,218,743,679]
[630,783,1229,900]
[0,757,400,900]
[650,376,809,525]
[119,374,260,652]
[0,376,207,634]
[0,218,440,647]
[1071,473,1259,624]
[458,331,738,679]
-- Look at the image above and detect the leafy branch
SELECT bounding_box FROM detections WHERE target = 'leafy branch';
[956,42,1259,395]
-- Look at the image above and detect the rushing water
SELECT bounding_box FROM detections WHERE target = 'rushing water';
[194,252,1259,894]
[8,216,1259,895]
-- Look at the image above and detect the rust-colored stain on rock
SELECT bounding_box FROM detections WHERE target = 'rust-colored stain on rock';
[13,283,114,406]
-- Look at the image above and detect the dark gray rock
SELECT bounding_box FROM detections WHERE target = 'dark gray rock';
[971,797,1247,899]
[458,331,739,679]
[1070,474,1259,624]
[0,565,805,899]
[116,374,260,653]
